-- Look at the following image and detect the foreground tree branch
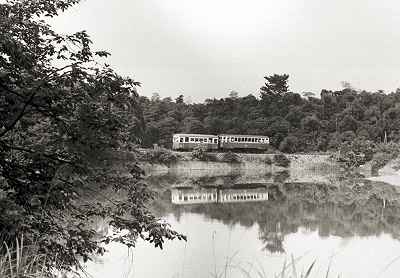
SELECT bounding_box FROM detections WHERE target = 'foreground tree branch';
[0,0,184,276]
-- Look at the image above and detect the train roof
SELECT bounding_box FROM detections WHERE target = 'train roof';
[173,133,218,137]
[218,134,269,138]
[173,133,269,138]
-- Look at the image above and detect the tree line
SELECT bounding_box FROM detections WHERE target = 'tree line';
[139,74,400,153]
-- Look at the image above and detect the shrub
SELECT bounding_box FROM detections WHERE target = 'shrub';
[273,154,291,167]
[370,143,400,172]
[142,148,179,164]
[191,146,209,161]
[335,139,376,168]
[371,152,392,173]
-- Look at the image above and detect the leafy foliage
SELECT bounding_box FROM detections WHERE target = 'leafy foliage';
[370,142,400,172]
[191,146,209,161]
[335,139,376,168]
[0,0,184,275]
[140,148,180,165]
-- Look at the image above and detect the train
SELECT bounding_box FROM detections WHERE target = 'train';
[172,133,270,151]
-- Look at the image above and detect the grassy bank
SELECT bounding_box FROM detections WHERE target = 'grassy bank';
[137,148,337,173]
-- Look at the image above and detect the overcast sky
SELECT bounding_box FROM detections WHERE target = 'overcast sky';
[51,0,400,102]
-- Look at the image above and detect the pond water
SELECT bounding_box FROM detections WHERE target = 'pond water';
[84,170,400,278]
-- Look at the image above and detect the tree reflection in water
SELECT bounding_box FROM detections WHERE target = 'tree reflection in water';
[147,172,400,254]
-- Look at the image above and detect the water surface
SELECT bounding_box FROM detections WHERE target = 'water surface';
[85,170,400,278]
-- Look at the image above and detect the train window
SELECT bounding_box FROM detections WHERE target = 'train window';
[185,137,189,142]
[199,138,203,143]
[179,137,184,143]
[214,139,218,143]
[234,138,238,142]
[190,138,194,142]
[195,138,199,142]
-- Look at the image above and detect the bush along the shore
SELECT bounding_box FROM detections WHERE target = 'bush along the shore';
[141,148,181,165]
[371,143,400,173]
[335,140,400,171]
[334,139,375,169]
[273,154,291,168]
[191,146,210,161]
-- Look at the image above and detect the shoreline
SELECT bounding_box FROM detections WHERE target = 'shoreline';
[366,158,400,187]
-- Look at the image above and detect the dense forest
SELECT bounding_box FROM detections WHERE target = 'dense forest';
[139,74,400,153]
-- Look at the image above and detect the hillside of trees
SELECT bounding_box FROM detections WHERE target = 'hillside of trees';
[140,74,400,153]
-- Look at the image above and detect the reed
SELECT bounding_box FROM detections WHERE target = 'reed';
[0,236,49,278]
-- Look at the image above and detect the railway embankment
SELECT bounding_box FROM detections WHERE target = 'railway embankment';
[138,148,340,183]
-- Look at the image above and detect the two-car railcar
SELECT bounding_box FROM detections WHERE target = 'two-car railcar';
[172,133,269,151]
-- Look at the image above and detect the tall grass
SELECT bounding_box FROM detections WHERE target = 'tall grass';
[205,234,335,278]
[0,236,49,278]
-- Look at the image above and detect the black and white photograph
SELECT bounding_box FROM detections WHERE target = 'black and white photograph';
[2,0,400,277]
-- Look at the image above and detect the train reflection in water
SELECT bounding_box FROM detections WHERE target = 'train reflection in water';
[171,186,268,205]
